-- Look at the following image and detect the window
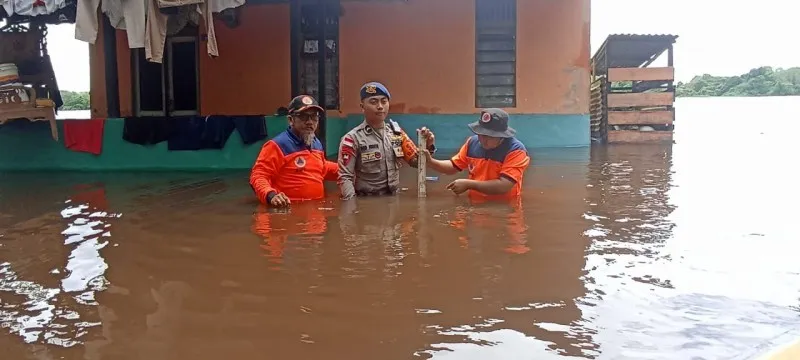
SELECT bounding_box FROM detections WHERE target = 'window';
[296,3,339,109]
[475,0,517,108]
[133,28,199,116]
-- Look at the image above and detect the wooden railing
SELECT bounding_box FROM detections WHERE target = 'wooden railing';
[605,66,675,144]
[589,78,605,141]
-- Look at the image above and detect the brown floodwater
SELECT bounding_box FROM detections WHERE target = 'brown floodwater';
[1,97,799,359]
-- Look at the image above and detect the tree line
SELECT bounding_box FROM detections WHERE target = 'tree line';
[57,66,800,110]
[676,66,800,97]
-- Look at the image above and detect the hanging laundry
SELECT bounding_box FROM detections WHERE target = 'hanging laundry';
[196,1,218,57]
[208,0,243,13]
[165,5,200,36]
[63,118,105,155]
[201,115,236,149]
[2,0,75,22]
[156,0,201,8]
[122,116,174,145]
[167,115,240,150]
[166,115,204,151]
[144,0,168,63]
[141,0,218,63]
[232,116,268,145]
[75,0,100,43]
[123,0,146,49]
[101,0,146,49]
[216,7,240,29]
[164,115,266,151]
[5,0,66,17]
[102,0,124,28]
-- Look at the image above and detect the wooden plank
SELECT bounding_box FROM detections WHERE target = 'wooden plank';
[608,110,674,125]
[608,92,673,108]
[608,67,674,82]
[418,134,427,198]
[607,130,673,144]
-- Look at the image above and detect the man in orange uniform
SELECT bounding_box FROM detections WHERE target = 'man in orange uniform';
[249,95,339,207]
[422,108,530,201]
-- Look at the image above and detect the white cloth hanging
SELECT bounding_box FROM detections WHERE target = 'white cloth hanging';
[208,0,243,13]
[75,0,101,44]
[4,0,66,17]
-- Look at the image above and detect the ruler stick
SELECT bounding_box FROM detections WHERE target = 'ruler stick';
[418,133,427,198]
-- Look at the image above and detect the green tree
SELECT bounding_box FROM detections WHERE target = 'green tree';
[676,66,800,97]
[60,90,90,110]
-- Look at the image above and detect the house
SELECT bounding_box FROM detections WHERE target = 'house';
[0,0,591,170]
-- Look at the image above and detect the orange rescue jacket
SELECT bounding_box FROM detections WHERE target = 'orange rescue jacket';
[250,128,338,204]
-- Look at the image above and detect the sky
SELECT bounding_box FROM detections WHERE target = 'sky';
[44,0,800,92]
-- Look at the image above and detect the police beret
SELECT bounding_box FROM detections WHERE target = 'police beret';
[360,82,391,100]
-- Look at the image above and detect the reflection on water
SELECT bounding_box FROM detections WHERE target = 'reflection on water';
[1,97,799,359]
[0,183,120,357]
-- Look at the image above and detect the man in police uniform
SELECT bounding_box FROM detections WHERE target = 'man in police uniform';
[337,81,436,200]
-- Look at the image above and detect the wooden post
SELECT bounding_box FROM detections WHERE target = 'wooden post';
[417,198,428,258]
[101,14,120,118]
[417,133,427,198]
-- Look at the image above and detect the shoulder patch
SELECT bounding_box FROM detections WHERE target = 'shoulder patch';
[341,152,353,166]
[341,135,356,151]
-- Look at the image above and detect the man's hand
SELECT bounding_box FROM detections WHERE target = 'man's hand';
[417,127,435,147]
[446,179,471,195]
[269,192,291,207]
[420,148,433,161]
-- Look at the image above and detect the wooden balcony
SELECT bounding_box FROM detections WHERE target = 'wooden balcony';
[590,34,678,144]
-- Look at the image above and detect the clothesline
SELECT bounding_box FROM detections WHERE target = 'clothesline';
[1,0,244,63]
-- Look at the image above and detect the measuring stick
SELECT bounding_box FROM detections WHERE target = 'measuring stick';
[418,133,427,198]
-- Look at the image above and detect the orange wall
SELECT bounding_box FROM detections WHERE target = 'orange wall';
[517,0,590,114]
[199,5,291,115]
[338,0,590,115]
[90,0,589,118]
[337,0,475,115]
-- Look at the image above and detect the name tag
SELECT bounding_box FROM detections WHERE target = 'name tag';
[362,151,382,163]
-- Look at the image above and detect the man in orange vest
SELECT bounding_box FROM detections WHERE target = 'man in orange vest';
[249,95,339,207]
[421,108,531,202]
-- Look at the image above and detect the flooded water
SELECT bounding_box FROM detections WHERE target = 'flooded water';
[2,97,799,359]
